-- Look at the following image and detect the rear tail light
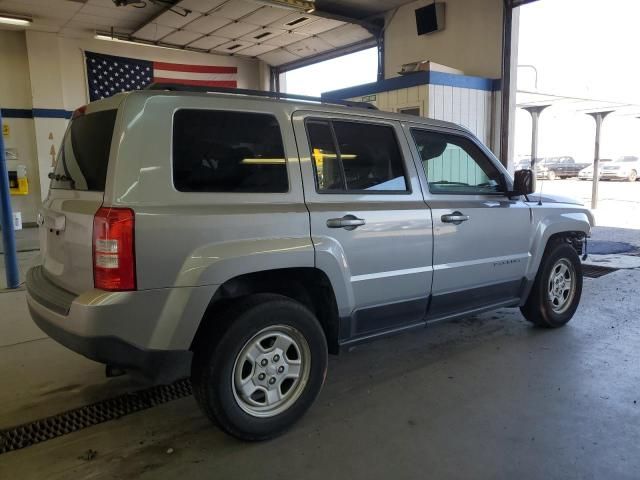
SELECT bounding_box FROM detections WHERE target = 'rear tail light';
[93,207,136,291]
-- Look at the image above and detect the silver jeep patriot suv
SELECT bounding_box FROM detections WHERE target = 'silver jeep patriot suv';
[26,85,593,440]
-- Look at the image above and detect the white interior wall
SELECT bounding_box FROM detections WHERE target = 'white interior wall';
[25,31,70,202]
[0,30,39,224]
[384,0,504,79]
[0,29,262,223]
[56,34,262,109]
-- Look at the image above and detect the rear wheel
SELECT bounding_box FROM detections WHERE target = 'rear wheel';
[191,294,328,441]
[628,169,637,182]
[520,242,582,328]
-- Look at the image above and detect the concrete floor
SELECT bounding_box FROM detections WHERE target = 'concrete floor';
[1,197,639,479]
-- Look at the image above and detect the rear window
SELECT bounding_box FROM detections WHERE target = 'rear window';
[51,109,117,191]
[172,109,288,193]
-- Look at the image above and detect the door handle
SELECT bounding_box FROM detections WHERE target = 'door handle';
[441,212,469,225]
[326,215,366,230]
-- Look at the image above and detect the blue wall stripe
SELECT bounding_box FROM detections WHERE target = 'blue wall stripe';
[32,108,72,119]
[0,108,73,119]
[322,72,501,100]
[0,108,33,119]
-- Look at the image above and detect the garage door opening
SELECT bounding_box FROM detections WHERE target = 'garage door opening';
[280,47,378,98]
[514,0,640,235]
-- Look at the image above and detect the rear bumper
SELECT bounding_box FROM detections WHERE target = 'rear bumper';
[26,266,192,383]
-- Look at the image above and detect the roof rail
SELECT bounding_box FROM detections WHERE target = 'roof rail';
[146,83,378,110]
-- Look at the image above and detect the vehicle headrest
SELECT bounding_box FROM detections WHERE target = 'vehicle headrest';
[420,139,448,161]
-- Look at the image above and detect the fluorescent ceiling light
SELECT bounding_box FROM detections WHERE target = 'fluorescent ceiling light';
[0,14,32,26]
[94,33,181,52]
[255,0,315,13]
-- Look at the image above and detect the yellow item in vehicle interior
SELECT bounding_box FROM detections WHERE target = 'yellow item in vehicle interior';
[313,148,324,168]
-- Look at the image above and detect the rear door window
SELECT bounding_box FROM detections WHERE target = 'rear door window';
[51,109,117,191]
[172,109,288,193]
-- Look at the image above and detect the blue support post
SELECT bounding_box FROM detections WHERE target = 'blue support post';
[0,109,21,289]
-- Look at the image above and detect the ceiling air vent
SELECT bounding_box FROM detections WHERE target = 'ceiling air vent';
[285,17,308,27]
[254,31,271,40]
[227,44,243,51]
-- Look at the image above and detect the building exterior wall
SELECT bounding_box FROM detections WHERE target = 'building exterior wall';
[427,85,494,148]
[346,84,494,150]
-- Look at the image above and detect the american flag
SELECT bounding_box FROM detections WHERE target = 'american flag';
[85,51,238,101]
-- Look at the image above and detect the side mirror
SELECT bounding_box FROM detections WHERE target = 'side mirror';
[513,169,535,195]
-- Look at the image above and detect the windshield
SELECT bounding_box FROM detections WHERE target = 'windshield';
[613,156,638,163]
[50,109,117,191]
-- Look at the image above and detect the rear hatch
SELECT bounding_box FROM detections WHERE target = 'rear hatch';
[40,105,119,295]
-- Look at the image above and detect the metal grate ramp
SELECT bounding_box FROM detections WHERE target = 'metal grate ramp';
[582,264,618,278]
[0,378,192,455]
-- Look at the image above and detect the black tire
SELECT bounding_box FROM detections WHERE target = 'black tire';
[520,242,583,328]
[191,294,328,441]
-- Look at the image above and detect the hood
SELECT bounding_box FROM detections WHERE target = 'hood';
[527,193,584,206]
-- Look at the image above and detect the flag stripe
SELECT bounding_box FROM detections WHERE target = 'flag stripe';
[153,77,237,88]
[153,69,236,82]
[153,61,237,74]
[85,51,238,101]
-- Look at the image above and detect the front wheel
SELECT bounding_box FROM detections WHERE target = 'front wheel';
[191,294,328,441]
[520,242,583,327]
[547,171,556,181]
[628,169,637,182]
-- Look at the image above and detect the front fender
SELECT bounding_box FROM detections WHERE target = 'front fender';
[525,207,593,282]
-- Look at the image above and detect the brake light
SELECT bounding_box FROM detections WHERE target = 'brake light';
[93,207,136,291]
